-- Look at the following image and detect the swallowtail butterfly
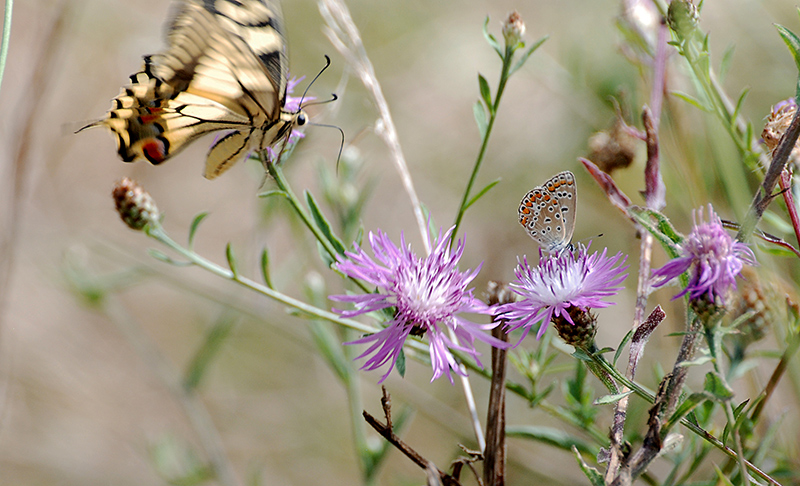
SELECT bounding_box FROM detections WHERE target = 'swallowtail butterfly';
[81,0,306,179]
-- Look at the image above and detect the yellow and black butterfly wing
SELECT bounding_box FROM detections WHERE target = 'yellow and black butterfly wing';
[83,0,298,179]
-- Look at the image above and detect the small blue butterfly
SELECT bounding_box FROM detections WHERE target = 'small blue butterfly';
[518,171,577,254]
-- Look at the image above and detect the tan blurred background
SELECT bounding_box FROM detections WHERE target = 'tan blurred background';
[1,0,799,484]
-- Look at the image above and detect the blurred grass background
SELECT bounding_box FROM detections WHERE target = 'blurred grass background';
[1,0,800,484]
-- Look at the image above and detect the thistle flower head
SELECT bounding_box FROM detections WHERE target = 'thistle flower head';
[112,178,160,230]
[331,227,508,383]
[497,244,628,342]
[652,205,756,306]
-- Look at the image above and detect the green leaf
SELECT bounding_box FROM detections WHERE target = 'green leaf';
[776,23,800,74]
[260,247,273,289]
[720,44,735,81]
[482,16,503,58]
[305,191,347,256]
[614,329,634,367]
[666,392,710,431]
[704,371,734,401]
[628,207,684,259]
[188,212,209,249]
[464,178,501,211]
[478,73,492,110]
[473,100,488,138]
[509,35,548,77]
[148,249,191,267]
[732,88,749,128]
[678,355,714,367]
[507,426,596,455]
[571,446,605,486]
[184,315,236,390]
[594,390,634,405]
[226,243,239,279]
[257,189,288,199]
[671,90,712,112]
[396,348,406,377]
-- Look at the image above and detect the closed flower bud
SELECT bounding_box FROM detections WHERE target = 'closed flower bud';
[502,11,526,48]
[112,177,160,230]
[552,306,597,349]
[667,0,699,40]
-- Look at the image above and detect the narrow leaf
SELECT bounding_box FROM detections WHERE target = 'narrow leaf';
[720,44,735,81]
[666,392,710,430]
[184,315,236,390]
[260,247,273,289]
[509,35,548,77]
[571,446,605,486]
[671,91,713,112]
[226,243,239,279]
[257,189,288,199]
[188,212,209,249]
[731,87,749,126]
[507,426,596,455]
[704,371,734,401]
[305,191,347,256]
[464,178,501,211]
[482,16,503,58]
[478,73,492,110]
[613,329,634,366]
[473,100,488,138]
[678,355,714,367]
[396,348,406,377]
[594,390,634,405]
[776,23,800,73]
[148,249,191,267]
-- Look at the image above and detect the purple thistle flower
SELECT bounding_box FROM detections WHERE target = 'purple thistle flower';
[652,205,756,302]
[330,227,509,383]
[498,244,629,342]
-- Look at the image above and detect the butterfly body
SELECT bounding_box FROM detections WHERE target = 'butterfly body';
[82,0,305,179]
[518,171,577,254]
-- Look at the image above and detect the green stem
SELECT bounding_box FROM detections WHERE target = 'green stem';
[266,160,370,294]
[146,224,376,335]
[0,0,12,94]
[451,45,514,243]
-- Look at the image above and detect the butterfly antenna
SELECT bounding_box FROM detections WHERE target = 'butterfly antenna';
[309,121,345,172]
[302,93,338,109]
[298,55,332,108]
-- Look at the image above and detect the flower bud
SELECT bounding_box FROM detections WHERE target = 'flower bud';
[552,305,597,349]
[667,0,698,40]
[112,177,160,230]
[502,11,526,48]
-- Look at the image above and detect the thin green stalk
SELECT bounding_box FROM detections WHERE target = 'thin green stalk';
[451,45,513,242]
[0,0,12,94]
[146,224,375,335]
[265,160,370,294]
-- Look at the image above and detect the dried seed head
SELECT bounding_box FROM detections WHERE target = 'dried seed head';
[762,98,800,165]
[112,177,160,230]
[588,119,638,174]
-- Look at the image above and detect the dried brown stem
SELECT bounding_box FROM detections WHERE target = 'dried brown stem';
[363,387,462,486]
[484,282,514,486]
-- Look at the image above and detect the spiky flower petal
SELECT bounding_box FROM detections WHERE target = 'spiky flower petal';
[498,244,628,342]
[331,228,508,383]
[652,205,756,304]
